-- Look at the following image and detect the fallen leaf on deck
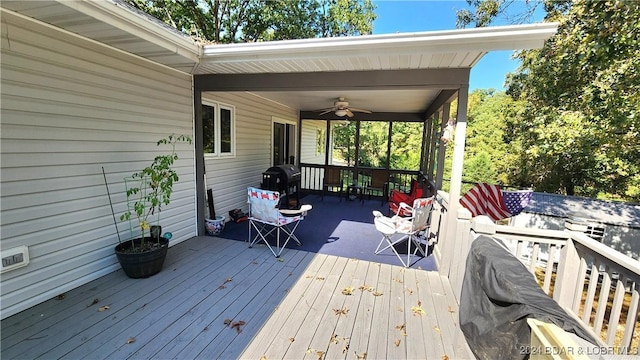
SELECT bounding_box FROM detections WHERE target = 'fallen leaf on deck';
[288,272,293,277]
[333,308,349,316]
[98,305,110,312]
[56,294,66,300]
[406,288,414,295]
[448,305,455,313]
[316,277,325,280]
[342,341,350,353]
[433,326,441,333]
[372,291,383,296]
[358,285,374,292]
[442,355,449,360]
[394,339,401,347]
[260,356,267,360]
[224,278,233,283]
[341,287,354,295]
[277,258,284,262]
[354,351,367,359]
[289,337,295,343]
[411,305,425,316]
[126,337,135,344]
[230,320,246,333]
[224,318,232,326]
[330,333,339,344]
[316,351,325,360]
[87,298,99,307]
[418,300,422,307]
[203,326,209,331]
[392,278,403,283]
[218,285,227,289]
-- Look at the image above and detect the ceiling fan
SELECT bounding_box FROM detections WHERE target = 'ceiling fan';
[315,97,372,117]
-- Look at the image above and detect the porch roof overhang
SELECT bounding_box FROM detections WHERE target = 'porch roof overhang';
[194,22,557,117]
[2,0,557,118]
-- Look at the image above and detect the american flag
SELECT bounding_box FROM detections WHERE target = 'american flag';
[460,183,532,222]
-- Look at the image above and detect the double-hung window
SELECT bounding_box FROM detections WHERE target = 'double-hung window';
[202,101,235,156]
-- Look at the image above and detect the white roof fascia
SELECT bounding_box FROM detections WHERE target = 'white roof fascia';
[202,22,558,63]
[61,0,201,63]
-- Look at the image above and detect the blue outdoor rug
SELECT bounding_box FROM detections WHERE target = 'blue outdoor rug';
[216,194,438,270]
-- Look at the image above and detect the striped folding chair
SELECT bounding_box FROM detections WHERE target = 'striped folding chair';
[372,197,434,267]
[247,187,311,257]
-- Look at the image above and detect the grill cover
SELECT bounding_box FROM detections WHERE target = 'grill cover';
[460,236,598,360]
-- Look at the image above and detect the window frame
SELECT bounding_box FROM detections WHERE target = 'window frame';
[202,100,236,158]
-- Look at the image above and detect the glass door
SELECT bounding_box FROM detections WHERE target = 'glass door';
[272,118,297,165]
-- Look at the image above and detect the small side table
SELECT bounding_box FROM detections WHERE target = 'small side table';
[346,184,364,203]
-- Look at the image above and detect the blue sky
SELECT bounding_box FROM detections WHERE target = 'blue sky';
[372,0,545,91]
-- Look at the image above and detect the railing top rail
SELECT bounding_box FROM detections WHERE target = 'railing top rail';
[436,190,450,209]
[568,230,640,276]
[495,224,570,242]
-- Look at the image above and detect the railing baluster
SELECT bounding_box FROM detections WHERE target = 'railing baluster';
[622,281,639,351]
[606,275,627,345]
[516,241,524,260]
[542,244,557,294]
[529,243,540,273]
[582,259,600,326]
[572,257,588,314]
[594,270,612,335]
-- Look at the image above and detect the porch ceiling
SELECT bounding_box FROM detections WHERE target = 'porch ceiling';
[2,0,558,117]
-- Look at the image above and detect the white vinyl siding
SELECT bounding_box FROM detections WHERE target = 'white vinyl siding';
[201,92,297,219]
[300,120,326,165]
[0,11,196,319]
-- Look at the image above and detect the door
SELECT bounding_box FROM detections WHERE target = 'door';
[272,118,297,165]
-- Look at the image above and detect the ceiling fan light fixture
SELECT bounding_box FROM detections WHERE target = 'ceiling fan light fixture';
[335,109,348,117]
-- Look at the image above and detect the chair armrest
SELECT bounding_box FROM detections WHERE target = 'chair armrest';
[279,204,312,216]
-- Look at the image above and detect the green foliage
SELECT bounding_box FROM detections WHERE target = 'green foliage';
[124,0,376,43]
[458,0,639,202]
[120,134,192,241]
[506,0,640,200]
[358,121,388,168]
[456,0,542,28]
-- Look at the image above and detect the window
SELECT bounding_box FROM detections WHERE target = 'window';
[202,102,235,156]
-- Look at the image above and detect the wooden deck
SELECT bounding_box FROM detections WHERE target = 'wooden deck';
[1,236,472,359]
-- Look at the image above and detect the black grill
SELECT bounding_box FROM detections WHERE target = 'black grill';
[261,164,301,209]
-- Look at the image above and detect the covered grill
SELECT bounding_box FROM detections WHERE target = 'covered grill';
[261,164,301,209]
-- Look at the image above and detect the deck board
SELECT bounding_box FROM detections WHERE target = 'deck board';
[1,237,472,359]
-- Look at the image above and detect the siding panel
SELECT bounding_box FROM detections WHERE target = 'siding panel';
[201,92,297,219]
[0,12,196,319]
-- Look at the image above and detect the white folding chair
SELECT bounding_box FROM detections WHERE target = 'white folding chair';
[247,187,311,257]
[372,197,434,267]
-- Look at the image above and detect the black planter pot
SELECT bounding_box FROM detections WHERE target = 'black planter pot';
[114,237,169,278]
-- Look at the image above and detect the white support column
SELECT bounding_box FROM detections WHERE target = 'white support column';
[444,86,469,279]
[448,86,468,209]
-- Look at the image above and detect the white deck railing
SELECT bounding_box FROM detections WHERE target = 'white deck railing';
[431,191,640,352]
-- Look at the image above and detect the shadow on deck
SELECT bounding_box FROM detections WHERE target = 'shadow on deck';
[1,237,472,359]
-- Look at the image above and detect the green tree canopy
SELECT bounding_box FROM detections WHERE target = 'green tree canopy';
[456,0,640,201]
[124,0,376,43]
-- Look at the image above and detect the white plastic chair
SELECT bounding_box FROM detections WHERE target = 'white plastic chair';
[372,197,434,267]
[247,187,311,257]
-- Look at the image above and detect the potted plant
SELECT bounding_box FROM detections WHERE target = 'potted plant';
[116,134,191,278]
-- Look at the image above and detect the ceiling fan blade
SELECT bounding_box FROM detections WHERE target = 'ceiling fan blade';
[318,110,333,115]
[349,107,373,114]
[345,109,354,117]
